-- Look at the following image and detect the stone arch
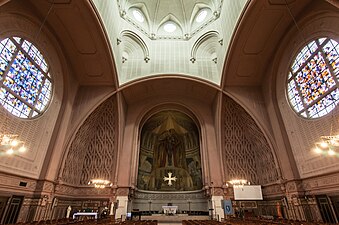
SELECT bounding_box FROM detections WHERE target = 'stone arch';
[221,95,279,185]
[190,31,220,63]
[119,30,150,63]
[60,96,118,186]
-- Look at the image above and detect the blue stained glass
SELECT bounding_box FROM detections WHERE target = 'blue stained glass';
[308,93,338,118]
[36,101,43,111]
[287,80,304,112]
[0,87,6,95]
[308,41,317,54]
[0,57,8,76]
[5,39,16,53]
[323,41,339,77]
[21,104,31,117]
[13,37,21,44]
[297,52,335,105]
[292,43,316,73]
[41,62,48,73]
[28,44,38,59]
[288,72,292,80]
[319,38,327,45]
[22,41,31,52]
[331,88,339,101]
[0,43,4,54]
[288,38,339,118]
[0,36,53,118]
[323,41,335,54]
[12,108,21,117]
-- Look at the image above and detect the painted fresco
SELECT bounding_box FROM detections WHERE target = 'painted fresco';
[137,110,202,191]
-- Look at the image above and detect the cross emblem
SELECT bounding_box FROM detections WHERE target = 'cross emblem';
[163,172,177,186]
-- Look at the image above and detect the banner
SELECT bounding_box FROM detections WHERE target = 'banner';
[223,200,233,215]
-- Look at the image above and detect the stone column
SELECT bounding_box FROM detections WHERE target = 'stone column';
[211,195,224,221]
[115,196,129,220]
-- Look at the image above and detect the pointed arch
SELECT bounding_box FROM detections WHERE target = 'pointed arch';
[190,31,220,63]
[119,30,150,62]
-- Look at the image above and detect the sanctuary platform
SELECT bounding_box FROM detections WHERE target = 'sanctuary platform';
[141,214,210,223]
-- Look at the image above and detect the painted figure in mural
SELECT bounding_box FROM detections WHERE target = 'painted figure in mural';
[138,112,202,191]
[153,129,187,169]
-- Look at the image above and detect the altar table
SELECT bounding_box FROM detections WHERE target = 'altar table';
[162,206,178,214]
[73,212,98,219]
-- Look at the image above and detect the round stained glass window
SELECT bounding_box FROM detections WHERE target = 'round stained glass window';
[287,37,339,118]
[0,37,52,118]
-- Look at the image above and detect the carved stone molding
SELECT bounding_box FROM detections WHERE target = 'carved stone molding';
[0,172,37,193]
[61,96,117,186]
[301,172,339,194]
[262,184,284,197]
[54,184,113,197]
[35,180,55,193]
[134,190,206,200]
[116,187,129,196]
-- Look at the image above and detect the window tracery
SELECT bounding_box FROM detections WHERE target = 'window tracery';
[287,38,338,118]
[0,37,52,118]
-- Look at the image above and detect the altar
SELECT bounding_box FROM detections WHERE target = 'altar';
[162,206,178,215]
[73,212,98,219]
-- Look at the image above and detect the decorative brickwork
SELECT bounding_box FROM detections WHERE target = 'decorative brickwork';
[61,96,117,186]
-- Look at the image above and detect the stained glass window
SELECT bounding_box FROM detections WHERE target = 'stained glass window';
[0,37,52,118]
[287,38,339,118]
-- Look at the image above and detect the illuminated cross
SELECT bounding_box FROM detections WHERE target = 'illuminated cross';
[163,172,177,186]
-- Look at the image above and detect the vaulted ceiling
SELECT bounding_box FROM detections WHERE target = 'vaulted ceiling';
[24,0,313,90]
[118,0,223,40]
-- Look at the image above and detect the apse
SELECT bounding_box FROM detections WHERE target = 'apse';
[137,110,202,192]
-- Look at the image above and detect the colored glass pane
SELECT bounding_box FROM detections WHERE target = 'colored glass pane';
[0,37,52,118]
[287,38,339,118]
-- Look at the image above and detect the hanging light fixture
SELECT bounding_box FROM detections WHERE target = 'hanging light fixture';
[313,135,339,156]
[226,179,250,189]
[0,110,26,155]
[0,134,26,155]
[312,97,339,156]
[88,179,112,189]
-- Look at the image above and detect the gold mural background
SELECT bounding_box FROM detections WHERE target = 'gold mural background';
[137,110,202,191]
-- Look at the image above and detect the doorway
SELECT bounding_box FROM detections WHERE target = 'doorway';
[316,195,337,223]
[2,196,24,224]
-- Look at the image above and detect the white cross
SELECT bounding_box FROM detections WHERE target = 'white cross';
[163,172,177,186]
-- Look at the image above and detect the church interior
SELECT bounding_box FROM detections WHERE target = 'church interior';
[0,0,338,224]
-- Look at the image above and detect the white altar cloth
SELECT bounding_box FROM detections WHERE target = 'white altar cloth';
[162,206,178,214]
[73,212,98,219]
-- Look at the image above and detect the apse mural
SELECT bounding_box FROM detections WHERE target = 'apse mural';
[137,110,202,191]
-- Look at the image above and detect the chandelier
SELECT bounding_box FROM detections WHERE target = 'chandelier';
[313,135,339,156]
[226,179,250,189]
[0,134,26,155]
[88,179,112,189]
